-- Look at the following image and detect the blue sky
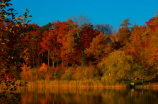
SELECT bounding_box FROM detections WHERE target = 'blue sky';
[10,0,158,29]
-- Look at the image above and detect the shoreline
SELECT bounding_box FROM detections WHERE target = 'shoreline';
[135,85,158,89]
[1,80,158,90]
[0,80,127,89]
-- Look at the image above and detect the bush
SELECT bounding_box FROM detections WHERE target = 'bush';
[45,73,52,80]
[20,64,34,81]
[39,63,48,73]
[73,66,99,80]
[152,73,158,80]
[101,75,117,85]
[61,67,75,80]
[29,67,39,81]
[72,66,83,80]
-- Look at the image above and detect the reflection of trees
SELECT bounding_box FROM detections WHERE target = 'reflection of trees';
[7,88,158,104]
[0,92,21,104]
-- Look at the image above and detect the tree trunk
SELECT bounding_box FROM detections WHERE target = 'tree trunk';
[48,49,50,68]
[52,52,54,69]
[57,59,58,67]
[33,55,34,68]
[32,46,35,67]
[38,44,40,67]
[62,58,63,68]
[67,60,68,68]
[81,51,86,66]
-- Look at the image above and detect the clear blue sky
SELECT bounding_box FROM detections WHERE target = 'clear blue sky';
[11,0,158,29]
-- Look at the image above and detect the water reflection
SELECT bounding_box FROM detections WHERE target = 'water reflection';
[1,88,158,104]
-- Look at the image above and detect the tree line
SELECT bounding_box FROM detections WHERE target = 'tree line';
[1,0,158,83]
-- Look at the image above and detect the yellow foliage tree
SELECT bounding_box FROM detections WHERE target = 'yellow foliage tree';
[98,51,133,84]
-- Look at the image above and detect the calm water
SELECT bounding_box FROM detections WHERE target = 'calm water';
[1,88,158,104]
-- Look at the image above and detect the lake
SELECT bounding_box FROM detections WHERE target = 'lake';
[1,88,158,104]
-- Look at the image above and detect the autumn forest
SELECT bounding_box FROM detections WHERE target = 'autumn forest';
[1,0,158,85]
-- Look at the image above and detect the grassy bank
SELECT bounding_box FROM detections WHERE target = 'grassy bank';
[135,82,158,89]
[28,80,127,89]
[0,80,127,89]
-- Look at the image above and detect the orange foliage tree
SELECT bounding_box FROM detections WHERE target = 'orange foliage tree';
[40,28,61,69]
[80,24,100,66]
[126,26,147,63]
[53,20,81,67]
[145,17,158,72]
[85,32,112,64]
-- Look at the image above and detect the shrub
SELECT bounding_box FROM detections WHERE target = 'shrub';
[82,66,99,80]
[72,66,83,80]
[61,67,75,80]
[39,63,48,73]
[73,66,99,80]
[45,73,52,80]
[20,64,34,81]
[101,75,117,85]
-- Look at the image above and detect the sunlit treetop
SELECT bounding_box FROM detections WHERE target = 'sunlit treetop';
[119,18,131,28]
